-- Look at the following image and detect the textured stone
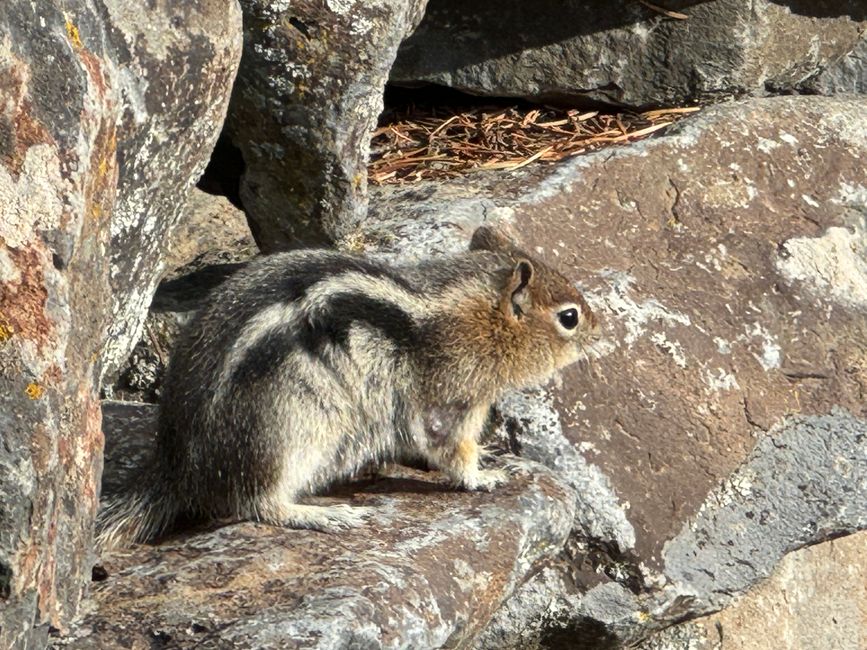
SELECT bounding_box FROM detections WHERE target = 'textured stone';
[801,35,867,95]
[226,0,428,252]
[100,1,244,377]
[640,531,867,650]
[64,402,575,649]
[0,1,241,645]
[351,95,867,645]
[390,0,867,107]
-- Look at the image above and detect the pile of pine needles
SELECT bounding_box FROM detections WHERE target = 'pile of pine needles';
[369,103,700,185]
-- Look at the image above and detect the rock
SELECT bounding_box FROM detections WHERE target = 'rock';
[162,188,257,281]
[100,2,244,378]
[226,0,429,252]
[801,35,867,95]
[350,95,867,645]
[390,0,867,107]
[639,531,867,650]
[0,1,241,645]
[63,401,575,649]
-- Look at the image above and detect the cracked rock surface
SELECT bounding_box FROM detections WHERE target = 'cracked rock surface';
[64,402,575,649]
[390,0,867,107]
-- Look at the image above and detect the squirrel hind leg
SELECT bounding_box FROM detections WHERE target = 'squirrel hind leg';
[254,498,373,533]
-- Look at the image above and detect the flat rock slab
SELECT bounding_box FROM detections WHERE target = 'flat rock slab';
[65,402,575,649]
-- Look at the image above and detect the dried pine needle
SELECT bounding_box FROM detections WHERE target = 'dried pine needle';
[368,102,700,186]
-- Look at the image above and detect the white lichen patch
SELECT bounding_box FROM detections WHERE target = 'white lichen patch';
[0,247,21,283]
[714,337,732,354]
[650,332,688,369]
[326,0,356,15]
[702,367,740,392]
[741,322,782,371]
[834,182,867,211]
[757,137,780,153]
[589,270,691,347]
[0,144,66,249]
[697,467,757,516]
[776,216,867,309]
[451,558,492,594]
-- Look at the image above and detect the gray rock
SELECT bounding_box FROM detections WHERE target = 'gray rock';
[641,531,867,650]
[226,0,428,252]
[0,1,241,645]
[101,2,244,378]
[390,0,867,107]
[64,402,575,649]
[659,410,867,615]
[351,95,867,645]
[801,35,867,95]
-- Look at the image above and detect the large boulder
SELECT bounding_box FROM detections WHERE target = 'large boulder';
[225,0,429,252]
[390,0,867,107]
[351,95,867,645]
[802,36,867,95]
[63,401,575,649]
[0,1,241,645]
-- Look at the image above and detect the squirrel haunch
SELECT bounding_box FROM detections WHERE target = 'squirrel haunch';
[97,227,597,548]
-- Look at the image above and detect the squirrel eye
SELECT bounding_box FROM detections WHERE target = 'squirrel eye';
[557,308,579,330]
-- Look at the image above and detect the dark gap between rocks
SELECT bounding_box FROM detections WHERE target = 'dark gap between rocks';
[196,133,245,210]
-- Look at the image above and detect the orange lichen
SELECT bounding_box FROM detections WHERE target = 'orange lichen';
[0,316,12,343]
[26,382,44,399]
[0,247,53,350]
[65,19,83,49]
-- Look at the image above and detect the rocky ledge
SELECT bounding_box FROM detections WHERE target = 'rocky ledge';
[61,402,575,649]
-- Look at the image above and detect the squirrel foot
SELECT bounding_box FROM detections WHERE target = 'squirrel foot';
[271,503,373,533]
[461,468,509,492]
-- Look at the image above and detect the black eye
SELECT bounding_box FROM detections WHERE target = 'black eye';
[558,308,579,330]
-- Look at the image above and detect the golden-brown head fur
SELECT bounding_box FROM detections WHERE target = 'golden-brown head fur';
[416,226,597,405]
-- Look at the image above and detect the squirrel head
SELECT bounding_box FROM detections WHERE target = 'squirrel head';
[466,225,598,388]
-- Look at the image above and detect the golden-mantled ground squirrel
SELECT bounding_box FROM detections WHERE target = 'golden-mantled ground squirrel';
[97,226,597,548]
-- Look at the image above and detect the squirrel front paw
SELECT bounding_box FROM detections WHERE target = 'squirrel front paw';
[461,468,509,492]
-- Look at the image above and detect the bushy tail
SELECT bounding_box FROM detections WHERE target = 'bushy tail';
[95,477,180,551]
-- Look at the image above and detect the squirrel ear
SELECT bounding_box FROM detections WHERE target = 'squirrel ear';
[503,259,535,318]
[470,226,517,253]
